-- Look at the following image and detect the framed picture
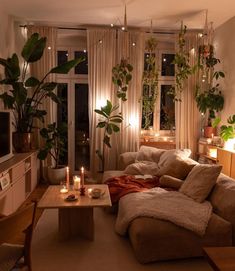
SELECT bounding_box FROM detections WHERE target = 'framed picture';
[0,173,10,191]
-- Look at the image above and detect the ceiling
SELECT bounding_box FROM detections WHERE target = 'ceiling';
[1,0,235,30]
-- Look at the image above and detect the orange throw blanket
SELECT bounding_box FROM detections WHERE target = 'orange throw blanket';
[105,175,161,204]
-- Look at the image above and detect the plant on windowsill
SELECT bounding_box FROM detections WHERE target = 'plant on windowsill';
[94,58,133,172]
[141,36,159,130]
[0,32,83,153]
[37,122,68,184]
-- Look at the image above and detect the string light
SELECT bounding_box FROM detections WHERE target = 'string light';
[47,46,51,50]
[110,23,114,27]
[99,39,103,44]
[83,49,87,53]
[132,42,136,47]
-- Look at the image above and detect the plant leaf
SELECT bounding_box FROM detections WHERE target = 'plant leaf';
[25,77,40,87]
[49,58,84,74]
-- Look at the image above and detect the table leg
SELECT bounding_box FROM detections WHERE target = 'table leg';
[58,207,94,241]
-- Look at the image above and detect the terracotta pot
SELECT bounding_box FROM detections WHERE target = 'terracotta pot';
[204,126,217,138]
[12,132,34,153]
[47,166,66,185]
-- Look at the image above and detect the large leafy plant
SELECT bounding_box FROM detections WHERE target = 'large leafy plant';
[220,115,235,141]
[95,100,123,172]
[37,122,67,169]
[0,33,82,133]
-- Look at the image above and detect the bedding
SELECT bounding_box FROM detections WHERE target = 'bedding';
[115,187,213,236]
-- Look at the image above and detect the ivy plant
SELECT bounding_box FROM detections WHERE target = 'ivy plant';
[112,58,133,101]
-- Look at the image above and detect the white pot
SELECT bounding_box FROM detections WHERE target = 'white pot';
[47,166,66,185]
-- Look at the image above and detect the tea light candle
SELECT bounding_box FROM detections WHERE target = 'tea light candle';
[73,176,81,190]
[81,167,85,187]
[66,166,70,189]
[88,188,93,197]
[60,186,68,194]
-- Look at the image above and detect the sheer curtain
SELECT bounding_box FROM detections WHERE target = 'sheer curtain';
[175,32,201,158]
[117,30,145,156]
[88,29,117,174]
[27,26,57,170]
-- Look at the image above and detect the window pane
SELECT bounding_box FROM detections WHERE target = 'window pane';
[75,83,90,170]
[161,54,175,76]
[160,85,175,130]
[57,83,68,165]
[57,51,68,67]
[74,51,88,74]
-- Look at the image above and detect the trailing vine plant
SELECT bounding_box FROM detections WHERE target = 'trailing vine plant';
[94,58,133,172]
[168,23,195,101]
[141,36,159,129]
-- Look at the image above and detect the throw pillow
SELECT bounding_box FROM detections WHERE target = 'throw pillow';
[136,145,165,164]
[124,161,159,176]
[159,175,184,189]
[179,164,222,203]
[157,149,197,179]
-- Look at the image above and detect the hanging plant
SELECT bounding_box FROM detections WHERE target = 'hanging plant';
[141,36,159,130]
[168,24,194,101]
[112,58,133,101]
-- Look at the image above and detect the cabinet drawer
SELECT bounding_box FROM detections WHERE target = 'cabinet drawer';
[12,162,25,182]
[0,186,13,215]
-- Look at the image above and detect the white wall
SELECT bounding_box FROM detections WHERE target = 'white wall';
[214,16,235,124]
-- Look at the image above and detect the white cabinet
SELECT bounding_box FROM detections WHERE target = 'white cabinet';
[0,151,39,215]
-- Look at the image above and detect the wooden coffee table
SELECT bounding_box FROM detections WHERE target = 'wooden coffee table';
[38,184,111,241]
[203,247,235,271]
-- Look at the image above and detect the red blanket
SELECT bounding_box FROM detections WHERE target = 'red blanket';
[105,175,161,204]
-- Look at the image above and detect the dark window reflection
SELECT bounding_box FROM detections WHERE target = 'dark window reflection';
[75,51,88,74]
[57,51,68,68]
[160,85,175,130]
[161,54,175,76]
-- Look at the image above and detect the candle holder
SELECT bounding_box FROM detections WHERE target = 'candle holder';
[80,186,86,196]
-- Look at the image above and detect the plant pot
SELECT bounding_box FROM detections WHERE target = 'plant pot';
[204,126,217,138]
[47,166,66,185]
[12,132,34,153]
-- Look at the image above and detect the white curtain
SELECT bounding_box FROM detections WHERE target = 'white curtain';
[175,32,201,158]
[88,29,116,175]
[117,30,145,156]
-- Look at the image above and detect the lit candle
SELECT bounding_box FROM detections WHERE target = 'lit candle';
[81,167,84,187]
[60,186,68,194]
[73,176,81,190]
[66,166,70,189]
[211,133,214,139]
[88,188,93,197]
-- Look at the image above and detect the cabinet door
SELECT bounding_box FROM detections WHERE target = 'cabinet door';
[0,187,13,215]
[31,152,38,190]
[12,176,25,211]
[231,153,235,179]
[217,149,232,176]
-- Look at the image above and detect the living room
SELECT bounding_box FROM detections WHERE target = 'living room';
[0,1,235,270]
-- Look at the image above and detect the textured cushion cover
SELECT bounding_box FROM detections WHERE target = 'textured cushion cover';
[124,161,159,176]
[119,152,138,170]
[157,150,197,179]
[159,175,184,189]
[129,213,232,263]
[136,145,165,164]
[180,164,222,203]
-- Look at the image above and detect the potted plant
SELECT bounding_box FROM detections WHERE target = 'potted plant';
[37,122,67,184]
[219,115,235,151]
[0,33,82,152]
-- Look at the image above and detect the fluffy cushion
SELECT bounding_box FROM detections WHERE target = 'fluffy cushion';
[159,175,184,189]
[136,145,165,164]
[157,149,197,179]
[124,161,159,176]
[179,164,222,203]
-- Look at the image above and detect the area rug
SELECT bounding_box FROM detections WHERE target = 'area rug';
[32,208,213,271]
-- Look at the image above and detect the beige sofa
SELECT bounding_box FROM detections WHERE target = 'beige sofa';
[103,150,235,264]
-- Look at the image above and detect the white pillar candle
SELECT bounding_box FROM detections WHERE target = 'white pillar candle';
[73,176,81,190]
[81,167,84,187]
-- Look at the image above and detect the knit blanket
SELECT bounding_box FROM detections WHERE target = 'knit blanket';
[115,187,212,236]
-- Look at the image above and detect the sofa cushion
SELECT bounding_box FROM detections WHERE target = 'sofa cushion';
[124,161,159,175]
[128,213,232,263]
[159,175,184,189]
[119,152,138,170]
[209,174,235,244]
[157,149,197,179]
[136,145,165,163]
[179,164,222,203]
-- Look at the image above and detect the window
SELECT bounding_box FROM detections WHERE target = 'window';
[161,53,175,76]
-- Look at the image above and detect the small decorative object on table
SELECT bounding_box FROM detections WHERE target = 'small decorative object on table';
[80,166,85,196]
[73,175,81,190]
